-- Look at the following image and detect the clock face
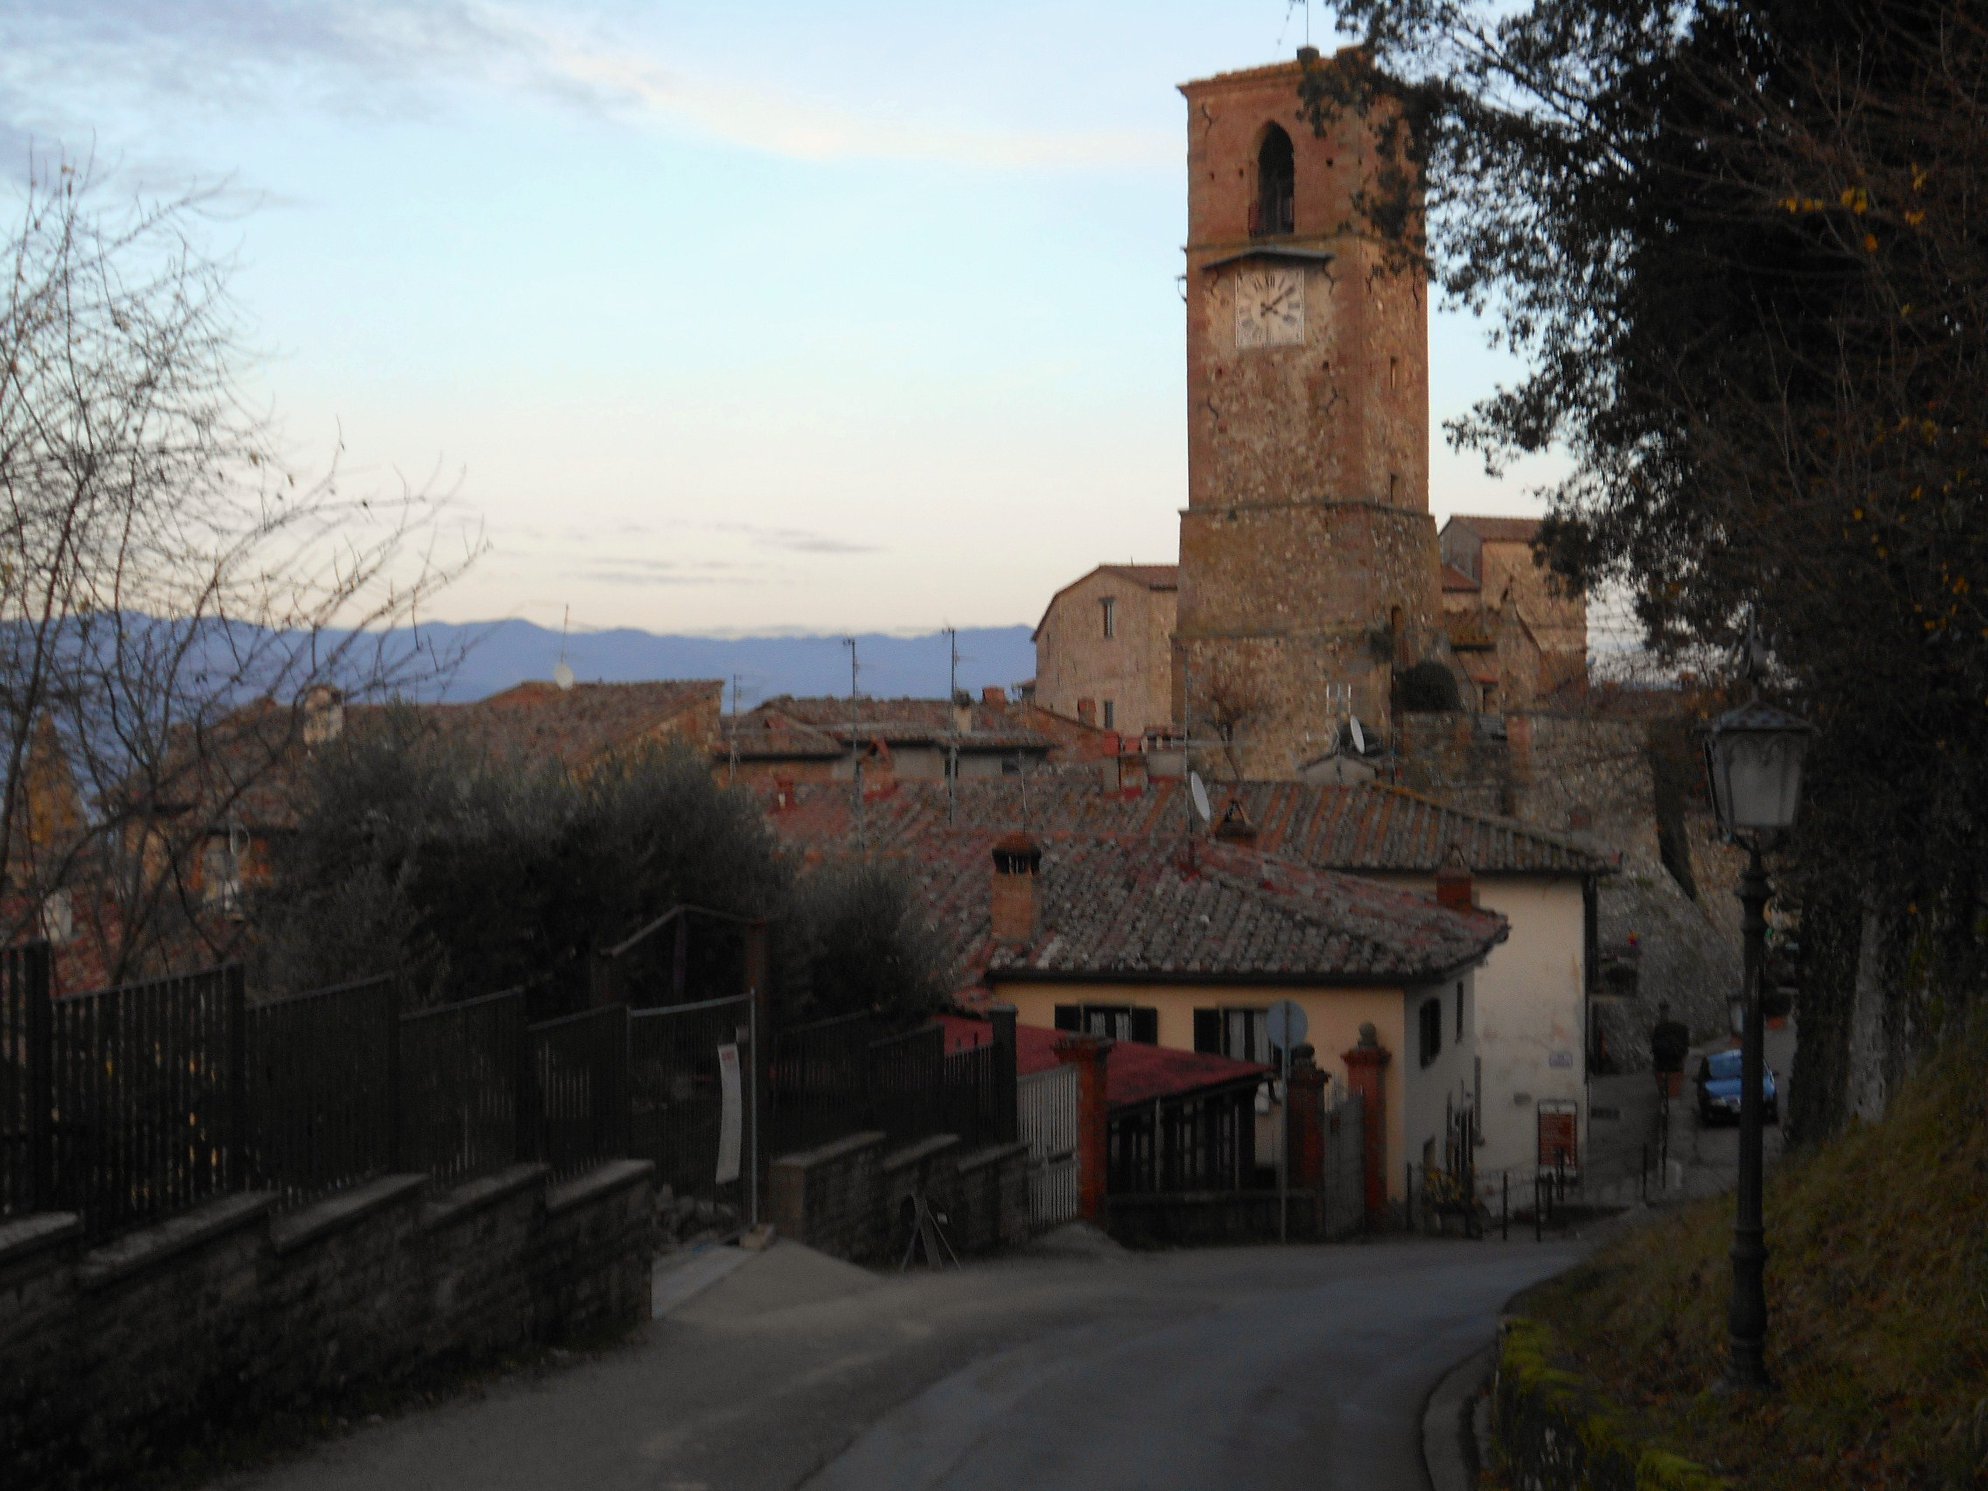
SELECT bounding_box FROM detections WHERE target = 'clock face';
[1234,266,1305,348]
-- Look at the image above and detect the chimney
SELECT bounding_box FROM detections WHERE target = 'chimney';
[953,692,973,736]
[300,685,345,745]
[990,831,1042,945]
[1076,698,1096,727]
[1116,752,1148,794]
[982,685,1007,710]
[773,776,796,812]
[1435,845,1475,912]
[1214,796,1258,846]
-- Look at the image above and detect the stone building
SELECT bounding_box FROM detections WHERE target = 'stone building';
[1030,564,1177,741]
[1170,50,1444,777]
[1439,516,1588,700]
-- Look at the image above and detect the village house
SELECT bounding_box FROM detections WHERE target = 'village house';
[1030,564,1178,743]
[1438,516,1588,702]
[765,788,1508,1200]
[763,774,1611,1186]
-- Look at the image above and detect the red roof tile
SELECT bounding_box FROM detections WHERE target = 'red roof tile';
[1441,563,1481,593]
[766,778,1608,878]
[939,1015,1268,1109]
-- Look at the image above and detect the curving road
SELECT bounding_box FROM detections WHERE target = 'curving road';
[216,1237,1581,1491]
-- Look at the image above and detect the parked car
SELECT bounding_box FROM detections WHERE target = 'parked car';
[1695,1048,1779,1125]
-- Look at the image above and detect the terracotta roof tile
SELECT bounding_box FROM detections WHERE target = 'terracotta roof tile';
[1449,515,1545,544]
[766,778,1609,878]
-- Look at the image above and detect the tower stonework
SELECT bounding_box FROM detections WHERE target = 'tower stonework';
[1173,52,1441,778]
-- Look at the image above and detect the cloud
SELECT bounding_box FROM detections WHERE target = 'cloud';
[708,521,880,556]
[0,1,1174,174]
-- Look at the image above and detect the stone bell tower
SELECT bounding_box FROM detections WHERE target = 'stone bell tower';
[1172,48,1442,778]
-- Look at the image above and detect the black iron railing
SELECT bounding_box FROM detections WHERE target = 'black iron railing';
[244,975,399,1209]
[526,1004,629,1183]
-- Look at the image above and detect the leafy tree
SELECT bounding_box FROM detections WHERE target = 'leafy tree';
[1303,3,1988,1138]
[254,722,950,1024]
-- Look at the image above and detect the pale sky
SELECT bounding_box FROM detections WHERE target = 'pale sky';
[4,1,1566,636]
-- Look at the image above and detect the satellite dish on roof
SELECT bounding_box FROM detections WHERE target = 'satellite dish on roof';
[1189,771,1212,824]
[553,660,576,692]
[1348,715,1367,755]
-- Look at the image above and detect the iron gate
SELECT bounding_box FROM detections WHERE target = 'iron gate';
[1018,1064,1079,1229]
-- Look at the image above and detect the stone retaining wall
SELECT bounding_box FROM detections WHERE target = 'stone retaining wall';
[769,1132,1029,1264]
[0,1160,653,1490]
[1492,1316,1731,1491]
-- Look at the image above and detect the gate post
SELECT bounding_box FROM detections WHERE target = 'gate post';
[224,964,248,1193]
[1054,1034,1110,1225]
[1341,1023,1392,1229]
[745,918,771,1229]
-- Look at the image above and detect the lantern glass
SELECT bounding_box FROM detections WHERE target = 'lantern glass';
[1704,704,1811,836]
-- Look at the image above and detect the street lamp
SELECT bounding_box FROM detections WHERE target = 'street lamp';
[1702,699,1812,1389]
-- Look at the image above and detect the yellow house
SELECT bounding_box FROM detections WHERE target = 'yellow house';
[976,833,1504,1201]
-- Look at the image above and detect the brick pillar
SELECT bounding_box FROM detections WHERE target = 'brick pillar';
[1055,1034,1111,1224]
[989,1004,1019,1144]
[1286,1044,1327,1191]
[1341,1023,1392,1228]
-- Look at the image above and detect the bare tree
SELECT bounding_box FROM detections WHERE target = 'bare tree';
[1,157,479,984]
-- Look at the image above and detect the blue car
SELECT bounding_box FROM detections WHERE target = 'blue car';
[1696,1048,1779,1125]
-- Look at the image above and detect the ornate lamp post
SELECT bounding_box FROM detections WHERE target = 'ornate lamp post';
[1702,699,1811,1388]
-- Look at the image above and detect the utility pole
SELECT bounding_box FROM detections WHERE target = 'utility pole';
[946,625,960,823]
[727,672,743,787]
[843,637,864,848]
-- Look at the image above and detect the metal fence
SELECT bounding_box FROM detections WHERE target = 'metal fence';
[771,1014,1012,1159]
[629,992,754,1200]
[397,988,526,1189]
[1018,1064,1079,1229]
[526,1004,630,1183]
[244,975,399,1210]
[48,965,247,1243]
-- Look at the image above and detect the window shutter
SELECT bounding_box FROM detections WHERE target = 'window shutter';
[1193,1009,1222,1054]
[1053,1004,1081,1032]
[1131,1008,1159,1045]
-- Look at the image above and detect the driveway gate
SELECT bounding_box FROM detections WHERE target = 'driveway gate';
[1018,1064,1079,1229]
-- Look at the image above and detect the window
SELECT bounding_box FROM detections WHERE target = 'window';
[1102,700,1116,730]
[1252,125,1296,237]
[1192,1007,1286,1066]
[1100,596,1117,639]
[1419,997,1443,1067]
[1055,1004,1158,1044]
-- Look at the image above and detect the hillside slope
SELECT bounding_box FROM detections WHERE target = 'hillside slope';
[1530,1026,1988,1488]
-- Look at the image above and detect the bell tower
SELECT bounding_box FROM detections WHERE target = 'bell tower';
[1173,48,1441,778]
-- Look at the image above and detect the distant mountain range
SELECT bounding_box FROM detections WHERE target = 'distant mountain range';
[393,620,1038,706]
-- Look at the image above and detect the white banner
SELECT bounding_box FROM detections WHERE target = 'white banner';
[715,1042,743,1185]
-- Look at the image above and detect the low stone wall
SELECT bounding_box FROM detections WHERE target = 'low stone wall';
[0,1160,653,1490]
[1491,1317,1730,1490]
[769,1132,1029,1265]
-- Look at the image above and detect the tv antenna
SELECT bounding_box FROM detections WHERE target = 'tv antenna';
[843,637,864,847]
[1278,0,1313,51]
[553,605,575,691]
[945,625,960,823]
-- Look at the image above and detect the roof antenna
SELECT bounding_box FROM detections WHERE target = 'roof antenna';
[554,606,575,691]
[945,625,960,824]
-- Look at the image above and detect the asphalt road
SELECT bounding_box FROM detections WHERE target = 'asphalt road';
[215,1234,1581,1491]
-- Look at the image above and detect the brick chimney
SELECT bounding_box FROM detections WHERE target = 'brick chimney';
[953,693,973,736]
[982,685,1007,709]
[299,684,345,746]
[990,831,1042,945]
[1435,846,1475,912]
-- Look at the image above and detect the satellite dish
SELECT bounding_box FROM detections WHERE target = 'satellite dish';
[1188,771,1212,824]
[553,660,576,692]
[1347,715,1367,755]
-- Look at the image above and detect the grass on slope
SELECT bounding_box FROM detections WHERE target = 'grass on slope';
[1529,1028,1988,1489]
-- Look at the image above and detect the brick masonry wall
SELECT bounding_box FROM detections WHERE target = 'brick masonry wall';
[769,1132,1029,1266]
[0,1161,653,1490]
